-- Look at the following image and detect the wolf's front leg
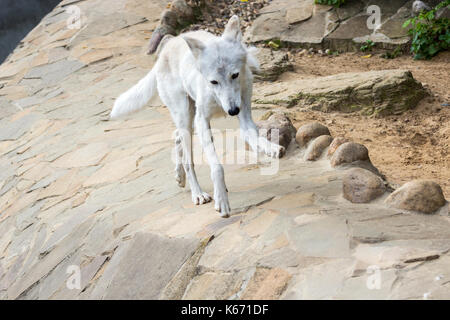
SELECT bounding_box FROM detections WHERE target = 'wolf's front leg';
[195,115,230,217]
[238,108,285,158]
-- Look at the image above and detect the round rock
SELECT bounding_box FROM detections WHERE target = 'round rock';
[330,142,369,167]
[327,136,350,158]
[304,135,333,161]
[343,168,386,203]
[295,122,330,147]
[257,113,296,149]
[384,180,446,214]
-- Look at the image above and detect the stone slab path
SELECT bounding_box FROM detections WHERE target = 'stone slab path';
[0,0,449,299]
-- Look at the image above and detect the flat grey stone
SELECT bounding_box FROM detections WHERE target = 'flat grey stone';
[0,113,42,141]
[0,97,17,119]
[285,1,314,24]
[257,247,301,268]
[7,216,96,299]
[281,8,331,44]
[103,233,199,299]
[246,0,414,50]
[378,3,412,39]
[336,1,365,20]
[348,211,450,243]
[51,254,108,299]
[24,60,85,85]
[21,249,83,299]
[28,171,66,192]
[389,255,450,299]
[15,202,43,231]
[288,216,351,258]
[39,204,105,256]
[244,0,289,43]
[70,13,146,46]
[327,15,371,40]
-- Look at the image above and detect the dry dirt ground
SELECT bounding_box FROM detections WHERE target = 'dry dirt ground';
[272,50,450,198]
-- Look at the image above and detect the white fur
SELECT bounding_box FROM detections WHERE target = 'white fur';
[110,70,156,119]
[246,46,260,73]
[110,16,284,217]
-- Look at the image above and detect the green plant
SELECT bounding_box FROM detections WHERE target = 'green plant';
[403,0,450,59]
[327,50,340,56]
[360,40,375,52]
[266,39,282,50]
[314,0,346,8]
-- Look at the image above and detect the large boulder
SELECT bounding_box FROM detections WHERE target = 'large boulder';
[343,168,386,203]
[254,48,294,82]
[253,70,428,116]
[385,180,447,214]
[295,122,330,148]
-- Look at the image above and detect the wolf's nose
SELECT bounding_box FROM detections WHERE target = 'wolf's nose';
[228,107,240,116]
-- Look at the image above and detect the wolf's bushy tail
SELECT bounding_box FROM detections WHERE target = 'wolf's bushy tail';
[110,69,157,119]
[246,46,260,73]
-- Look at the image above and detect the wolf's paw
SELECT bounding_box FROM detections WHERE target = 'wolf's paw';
[192,191,212,205]
[214,191,230,218]
[266,143,285,159]
[175,165,186,187]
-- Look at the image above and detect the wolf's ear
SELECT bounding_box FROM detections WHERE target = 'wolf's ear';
[183,36,206,59]
[222,15,242,41]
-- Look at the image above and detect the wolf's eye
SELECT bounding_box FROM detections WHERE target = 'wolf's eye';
[232,73,239,79]
[210,80,218,85]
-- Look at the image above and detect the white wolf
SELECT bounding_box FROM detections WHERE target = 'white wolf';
[110,16,284,217]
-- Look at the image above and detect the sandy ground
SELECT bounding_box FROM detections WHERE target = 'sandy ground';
[274,50,450,198]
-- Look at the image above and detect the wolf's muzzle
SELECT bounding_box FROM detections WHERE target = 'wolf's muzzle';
[228,107,240,116]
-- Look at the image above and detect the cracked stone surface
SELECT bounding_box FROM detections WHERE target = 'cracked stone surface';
[0,0,449,300]
[244,0,415,50]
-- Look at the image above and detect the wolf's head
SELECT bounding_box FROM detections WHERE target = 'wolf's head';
[183,15,248,116]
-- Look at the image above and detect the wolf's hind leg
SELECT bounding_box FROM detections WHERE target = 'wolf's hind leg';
[174,134,186,187]
[162,89,211,205]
